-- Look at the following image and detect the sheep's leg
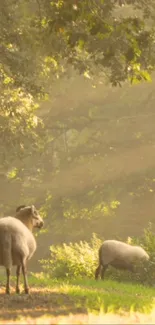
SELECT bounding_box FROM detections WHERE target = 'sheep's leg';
[101,265,108,280]
[16,266,21,294]
[6,268,11,294]
[22,261,29,294]
[95,264,102,280]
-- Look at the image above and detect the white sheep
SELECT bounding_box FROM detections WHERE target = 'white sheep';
[0,204,44,294]
[95,239,149,280]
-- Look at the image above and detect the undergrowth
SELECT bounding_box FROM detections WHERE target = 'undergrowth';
[39,223,155,285]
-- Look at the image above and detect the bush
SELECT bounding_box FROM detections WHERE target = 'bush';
[40,224,155,285]
[39,233,102,279]
[128,223,155,285]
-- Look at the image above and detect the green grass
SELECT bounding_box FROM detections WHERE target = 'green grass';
[0,273,155,323]
[27,273,155,314]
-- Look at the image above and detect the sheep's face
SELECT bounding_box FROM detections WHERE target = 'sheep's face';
[16,205,44,229]
[30,205,44,229]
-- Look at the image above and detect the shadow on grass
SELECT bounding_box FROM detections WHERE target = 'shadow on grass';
[0,288,87,320]
[0,276,154,321]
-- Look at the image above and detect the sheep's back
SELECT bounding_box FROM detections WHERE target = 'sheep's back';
[0,217,36,266]
[100,240,149,265]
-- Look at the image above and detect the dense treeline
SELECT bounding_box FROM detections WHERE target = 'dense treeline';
[1,0,155,270]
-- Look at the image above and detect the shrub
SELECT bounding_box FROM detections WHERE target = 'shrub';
[40,224,155,285]
[39,233,102,279]
[129,223,155,285]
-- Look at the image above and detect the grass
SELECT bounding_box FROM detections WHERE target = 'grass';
[0,273,155,323]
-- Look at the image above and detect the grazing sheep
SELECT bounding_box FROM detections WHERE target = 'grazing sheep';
[0,204,44,294]
[95,239,149,280]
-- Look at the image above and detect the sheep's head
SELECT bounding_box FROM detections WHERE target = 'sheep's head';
[16,205,44,230]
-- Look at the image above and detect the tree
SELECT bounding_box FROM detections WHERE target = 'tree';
[0,0,46,167]
[1,0,155,244]
[1,0,155,93]
[34,0,155,86]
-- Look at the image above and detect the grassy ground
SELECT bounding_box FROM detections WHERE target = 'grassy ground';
[0,273,155,323]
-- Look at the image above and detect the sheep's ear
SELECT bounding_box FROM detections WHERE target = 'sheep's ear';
[31,205,35,214]
[16,205,26,213]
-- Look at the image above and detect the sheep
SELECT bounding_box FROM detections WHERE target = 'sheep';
[95,239,149,280]
[0,204,44,294]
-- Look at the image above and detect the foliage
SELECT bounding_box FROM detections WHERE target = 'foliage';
[0,86,44,167]
[0,0,46,167]
[127,223,155,285]
[24,0,155,86]
[40,224,155,285]
[39,233,102,278]
[1,0,155,271]
[1,0,155,92]
[1,0,155,168]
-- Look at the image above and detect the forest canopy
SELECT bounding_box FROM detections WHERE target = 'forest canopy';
[1,0,155,166]
[0,0,155,264]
